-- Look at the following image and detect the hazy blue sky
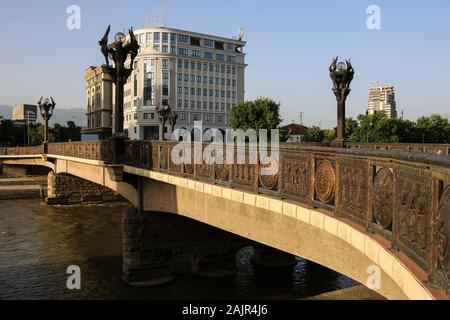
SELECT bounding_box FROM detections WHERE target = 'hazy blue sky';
[1,0,450,127]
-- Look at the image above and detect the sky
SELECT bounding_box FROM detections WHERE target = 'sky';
[0,0,450,128]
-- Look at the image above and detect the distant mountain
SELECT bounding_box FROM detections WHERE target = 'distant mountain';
[50,108,87,127]
[0,105,86,127]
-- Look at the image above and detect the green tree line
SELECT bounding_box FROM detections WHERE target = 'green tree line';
[0,120,81,147]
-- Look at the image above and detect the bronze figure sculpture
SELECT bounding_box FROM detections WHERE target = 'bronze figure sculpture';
[329,57,355,144]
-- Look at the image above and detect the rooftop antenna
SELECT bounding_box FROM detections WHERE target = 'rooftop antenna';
[299,112,304,127]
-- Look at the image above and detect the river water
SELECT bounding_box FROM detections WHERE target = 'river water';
[0,199,357,300]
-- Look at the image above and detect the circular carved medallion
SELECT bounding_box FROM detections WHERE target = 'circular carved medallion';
[373,168,394,229]
[259,157,279,190]
[314,161,335,204]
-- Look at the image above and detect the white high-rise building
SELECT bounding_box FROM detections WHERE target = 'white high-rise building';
[122,27,246,140]
[367,85,398,119]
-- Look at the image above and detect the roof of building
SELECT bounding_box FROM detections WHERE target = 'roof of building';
[281,123,309,135]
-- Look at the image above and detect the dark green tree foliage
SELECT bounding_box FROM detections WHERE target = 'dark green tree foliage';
[230,97,287,141]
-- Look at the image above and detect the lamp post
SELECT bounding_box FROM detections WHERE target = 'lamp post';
[99,25,139,163]
[157,102,171,141]
[37,97,56,153]
[329,57,355,146]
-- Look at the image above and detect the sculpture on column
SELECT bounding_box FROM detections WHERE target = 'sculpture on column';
[157,104,171,141]
[329,57,355,144]
[168,110,178,138]
[99,25,140,163]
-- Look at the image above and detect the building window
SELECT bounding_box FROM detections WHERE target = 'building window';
[203,76,208,84]
[216,53,225,61]
[197,88,202,96]
[177,73,183,81]
[178,35,189,43]
[204,52,213,60]
[197,76,202,83]
[154,45,160,52]
[206,114,211,121]
[162,59,169,69]
[232,79,236,87]
[203,89,208,96]
[162,33,169,43]
[154,32,160,42]
[204,39,214,47]
[184,60,189,69]
[215,102,219,110]
[221,103,225,111]
[209,102,213,110]
[190,100,195,109]
[215,64,220,73]
[162,45,168,53]
[133,74,138,97]
[177,59,183,68]
[184,100,189,109]
[177,86,183,94]
[221,78,225,86]
[232,91,236,98]
[180,112,186,120]
[177,99,182,108]
[203,101,208,110]
[162,72,169,96]
[190,75,195,82]
[192,50,201,57]
[178,48,189,56]
[227,91,231,98]
[170,33,177,42]
[134,127,137,134]
[209,77,214,85]
[197,101,201,109]
[227,56,236,63]
[209,64,214,72]
[184,87,189,94]
[217,114,223,123]
[227,43,234,51]
[193,113,200,121]
[191,61,196,69]
[146,33,152,43]
[221,65,225,73]
[232,66,236,75]
[190,87,195,95]
[171,46,176,54]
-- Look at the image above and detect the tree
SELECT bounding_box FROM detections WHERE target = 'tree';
[229,97,284,140]
[416,114,450,143]
[304,126,325,142]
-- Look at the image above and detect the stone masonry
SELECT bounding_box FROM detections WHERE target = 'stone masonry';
[47,172,122,205]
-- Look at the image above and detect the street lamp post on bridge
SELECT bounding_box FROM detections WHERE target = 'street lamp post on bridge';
[99,25,140,163]
[329,57,355,146]
[37,96,56,154]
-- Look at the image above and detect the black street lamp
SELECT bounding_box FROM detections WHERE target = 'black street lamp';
[99,25,139,163]
[329,57,355,146]
[157,102,171,141]
[37,96,56,153]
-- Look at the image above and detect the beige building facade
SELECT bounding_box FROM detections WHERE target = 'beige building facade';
[84,66,114,139]
[122,27,246,140]
[367,85,398,119]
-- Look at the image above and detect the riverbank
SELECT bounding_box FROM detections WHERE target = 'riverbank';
[0,176,47,200]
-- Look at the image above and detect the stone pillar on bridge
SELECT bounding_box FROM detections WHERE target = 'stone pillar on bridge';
[122,207,252,286]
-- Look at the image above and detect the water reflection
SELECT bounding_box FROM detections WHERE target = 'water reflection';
[0,199,357,300]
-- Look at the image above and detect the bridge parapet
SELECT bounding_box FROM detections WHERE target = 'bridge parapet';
[346,142,450,156]
[123,141,450,296]
[2,140,450,296]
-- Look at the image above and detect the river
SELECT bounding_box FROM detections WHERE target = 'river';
[0,199,357,300]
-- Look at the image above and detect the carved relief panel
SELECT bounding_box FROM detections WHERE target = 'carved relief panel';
[281,155,311,202]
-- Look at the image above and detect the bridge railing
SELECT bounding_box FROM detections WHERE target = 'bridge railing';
[1,145,45,155]
[122,141,450,295]
[47,141,113,162]
[345,142,450,156]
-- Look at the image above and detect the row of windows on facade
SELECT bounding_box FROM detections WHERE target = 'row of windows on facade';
[136,32,236,51]
[177,74,237,87]
[177,100,234,111]
[125,112,226,123]
[177,60,237,74]
[177,87,237,99]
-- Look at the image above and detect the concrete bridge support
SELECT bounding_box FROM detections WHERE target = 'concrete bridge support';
[122,207,252,286]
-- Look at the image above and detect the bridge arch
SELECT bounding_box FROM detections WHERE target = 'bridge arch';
[127,169,435,300]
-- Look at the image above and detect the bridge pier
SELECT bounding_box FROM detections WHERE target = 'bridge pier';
[122,207,250,286]
[46,172,121,205]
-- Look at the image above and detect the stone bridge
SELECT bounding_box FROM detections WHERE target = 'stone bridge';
[1,141,450,300]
